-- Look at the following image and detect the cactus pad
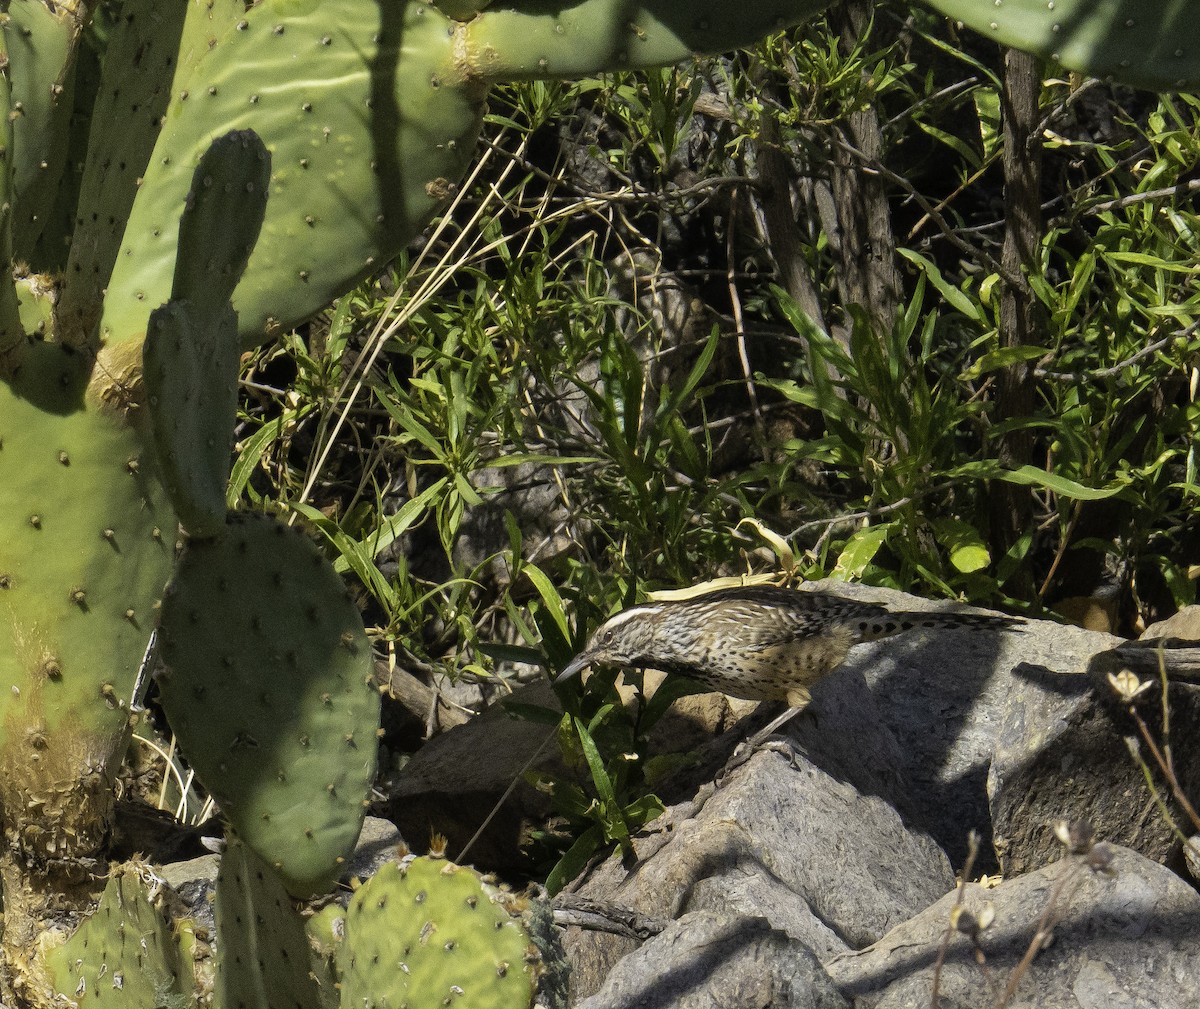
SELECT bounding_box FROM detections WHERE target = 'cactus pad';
[155,510,380,896]
[44,862,188,1006]
[5,1,81,265]
[214,835,323,1009]
[460,0,833,80]
[0,342,175,862]
[143,130,270,538]
[339,854,539,1009]
[171,129,271,320]
[921,0,1200,91]
[56,0,189,348]
[143,301,239,539]
[102,0,485,350]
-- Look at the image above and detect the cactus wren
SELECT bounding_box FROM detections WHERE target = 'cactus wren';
[556,584,1020,738]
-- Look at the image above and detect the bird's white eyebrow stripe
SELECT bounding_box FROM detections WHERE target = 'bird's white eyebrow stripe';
[602,606,656,630]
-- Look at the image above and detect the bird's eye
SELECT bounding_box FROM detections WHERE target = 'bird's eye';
[602,630,614,645]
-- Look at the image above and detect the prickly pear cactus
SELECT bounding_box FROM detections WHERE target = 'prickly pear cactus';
[215,835,323,1009]
[155,511,380,897]
[144,130,270,538]
[4,0,81,266]
[43,862,188,1006]
[0,343,174,863]
[101,0,486,351]
[99,0,846,352]
[305,901,346,1009]
[920,0,1200,92]
[338,853,543,1009]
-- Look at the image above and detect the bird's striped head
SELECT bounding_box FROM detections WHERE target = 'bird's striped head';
[554,604,665,682]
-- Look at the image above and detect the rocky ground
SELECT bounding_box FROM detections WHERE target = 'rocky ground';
[154,584,1200,1007]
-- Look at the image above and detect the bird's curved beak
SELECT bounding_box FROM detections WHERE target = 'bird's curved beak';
[554,652,593,683]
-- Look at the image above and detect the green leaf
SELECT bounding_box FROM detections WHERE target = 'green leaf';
[544,823,603,896]
[833,525,891,580]
[332,478,448,575]
[962,344,1048,379]
[898,248,985,323]
[523,563,571,643]
[953,461,1127,501]
[229,416,288,501]
[932,517,991,574]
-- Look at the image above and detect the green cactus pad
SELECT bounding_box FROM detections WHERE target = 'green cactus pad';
[5,1,81,264]
[56,0,188,348]
[215,835,323,1009]
[172,129,271,319]
[920,0,1200,91]
[155,510,380,897]
[23,21,96,277]
[143,130,270,538]
[143,301,239,539]
[0,342,175,862]
[339,854,539,1009]
[461,0,833,81]
[44,862,188,1006]
[305,901,346,1009]
[0,31,23,366]
[102,0,485,351]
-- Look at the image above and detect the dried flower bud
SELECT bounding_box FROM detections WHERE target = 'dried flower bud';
[1107,668,1153,703]
[1054,819,1095,855]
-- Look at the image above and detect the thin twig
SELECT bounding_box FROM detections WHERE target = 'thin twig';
[1034,334,1180,381]
[551,893,668,940]
[457,727,557,864]
[930,830,981,1009]
[1083,177,1200,214]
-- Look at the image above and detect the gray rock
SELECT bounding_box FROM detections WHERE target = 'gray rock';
[385,680,564,868]
[576,911,849,1009]
[345,814,404,880]
[800,580,1113,869]
[825,844,1200,1009]
[1143,604,1200,640]
[988,668,1200,875]
[562,743,953,1002]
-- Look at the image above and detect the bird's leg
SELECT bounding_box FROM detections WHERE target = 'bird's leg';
[716,688,814,784]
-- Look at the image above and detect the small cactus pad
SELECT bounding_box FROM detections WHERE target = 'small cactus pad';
[172,129,271,319]
[5,1,80,264]
[143,130,269,538]
[338,854,538,1009]
[56,0,189,348]
[460,0,833,80]
[215,835,323,1009]
[143,300,239,539]
[921,0,1200,91]
[305,901,346,1009]
[156,510,380,896]
[44,863,188,1006]
[0,342,175,861]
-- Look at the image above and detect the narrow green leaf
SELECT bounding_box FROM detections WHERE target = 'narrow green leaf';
[544,823,603,896]
[954,461,1127,501]
[524,563,571,642]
